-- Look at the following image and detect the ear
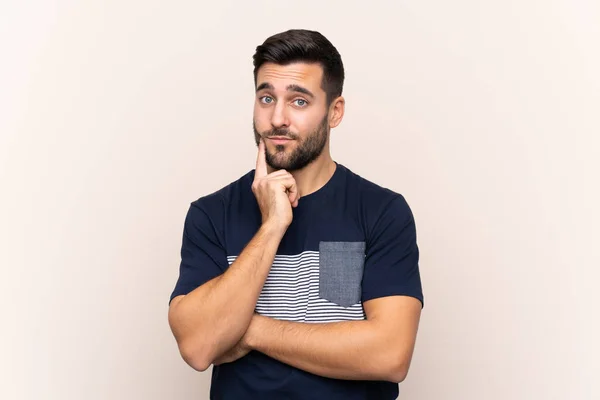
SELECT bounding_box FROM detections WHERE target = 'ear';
[328,96,345,129]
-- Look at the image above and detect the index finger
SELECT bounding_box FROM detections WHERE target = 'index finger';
[255,138,268,179]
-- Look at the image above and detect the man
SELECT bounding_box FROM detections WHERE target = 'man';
[168,29,424,399]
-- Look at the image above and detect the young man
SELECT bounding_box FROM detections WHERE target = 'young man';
[168,29,424,399]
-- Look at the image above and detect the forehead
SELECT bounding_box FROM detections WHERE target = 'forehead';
[256,62,324,93]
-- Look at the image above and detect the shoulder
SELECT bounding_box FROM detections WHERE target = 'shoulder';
[188,169,255,217]
[339,164,415,236]
[342,164,412,214]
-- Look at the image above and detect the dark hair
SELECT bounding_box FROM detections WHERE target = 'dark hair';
[253,29,345,105]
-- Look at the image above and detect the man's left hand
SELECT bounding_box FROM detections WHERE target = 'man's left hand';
[213,338,251,365]
[213,314,261,365]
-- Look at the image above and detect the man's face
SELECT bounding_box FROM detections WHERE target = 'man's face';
[253,62,330,172]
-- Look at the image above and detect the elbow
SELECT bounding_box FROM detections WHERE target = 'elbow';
[387,362,409,383]
[183,354,211,372]
[169,299,213,371]
[179,340,213,372]
[380,351,411,383]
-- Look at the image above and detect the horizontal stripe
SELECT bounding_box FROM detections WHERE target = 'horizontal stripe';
[228,252,366,322]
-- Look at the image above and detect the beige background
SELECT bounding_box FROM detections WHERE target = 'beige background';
[1,1,599,399]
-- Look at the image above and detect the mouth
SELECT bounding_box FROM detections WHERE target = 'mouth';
[266,136,294,145]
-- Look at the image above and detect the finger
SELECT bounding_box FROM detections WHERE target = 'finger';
[285,181,299,205]
[288,191,300,206]
[267,175,297,198]
[268,174,295,185]
[266,169,290,179]
[290,194,300,208]
[255,139,268,179]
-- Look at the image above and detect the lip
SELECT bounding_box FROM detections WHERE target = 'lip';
[267,137,293,145]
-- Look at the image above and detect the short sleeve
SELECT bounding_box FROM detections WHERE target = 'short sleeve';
[361,196,424,307]
[169,202,228,304]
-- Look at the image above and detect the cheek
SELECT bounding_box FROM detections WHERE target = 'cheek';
[252,103,260,120]
[290,110,322,133]
[253,102,273,119]
[253,106,269,129]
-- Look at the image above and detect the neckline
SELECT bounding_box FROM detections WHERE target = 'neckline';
[248,162,344,207]
[296,161,342,203]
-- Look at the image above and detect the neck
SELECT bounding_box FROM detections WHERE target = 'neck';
[268,152,336,198]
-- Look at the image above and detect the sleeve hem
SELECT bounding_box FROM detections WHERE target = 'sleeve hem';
[362,288,424,309]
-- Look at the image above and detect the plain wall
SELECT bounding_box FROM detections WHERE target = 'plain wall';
[1,1,598,399]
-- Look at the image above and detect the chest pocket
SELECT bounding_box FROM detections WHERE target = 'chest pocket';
[318,241,366,307]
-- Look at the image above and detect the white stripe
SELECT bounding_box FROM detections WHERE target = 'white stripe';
[227,251,366,323]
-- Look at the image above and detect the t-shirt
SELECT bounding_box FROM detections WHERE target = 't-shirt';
[169,162,424,400]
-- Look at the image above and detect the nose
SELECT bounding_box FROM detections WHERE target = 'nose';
[270,101,290,129]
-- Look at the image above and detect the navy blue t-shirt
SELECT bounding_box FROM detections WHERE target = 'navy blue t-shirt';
[170,162,424,400]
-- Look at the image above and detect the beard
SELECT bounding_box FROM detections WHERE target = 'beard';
[253,115,329,172]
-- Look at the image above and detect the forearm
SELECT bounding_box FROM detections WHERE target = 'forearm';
[170,223,284,369]
[247,315,404,382]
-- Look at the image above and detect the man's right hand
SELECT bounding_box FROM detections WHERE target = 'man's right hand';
[251,139,299,233]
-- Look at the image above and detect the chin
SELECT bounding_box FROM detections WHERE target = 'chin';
[269,156,291,169]
[267,152,297,169]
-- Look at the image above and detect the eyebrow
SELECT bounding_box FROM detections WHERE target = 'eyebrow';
[256,82,315,98]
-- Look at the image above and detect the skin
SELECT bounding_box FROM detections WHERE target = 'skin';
[252,62,344,198]
[169,61,422,383]
[167,138,295,372]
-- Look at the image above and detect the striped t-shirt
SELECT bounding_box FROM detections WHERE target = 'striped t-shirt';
[169,162,424,400]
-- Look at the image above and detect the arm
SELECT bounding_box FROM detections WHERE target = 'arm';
[219,195,424,381]
[168,139,299,371]
[245,295,421,383]
[168,221,284,371]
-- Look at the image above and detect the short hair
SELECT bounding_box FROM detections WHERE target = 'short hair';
[252,29,345,105]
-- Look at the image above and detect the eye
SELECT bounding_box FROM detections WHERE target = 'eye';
[260,96,274,104]
[293,99,308,107]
